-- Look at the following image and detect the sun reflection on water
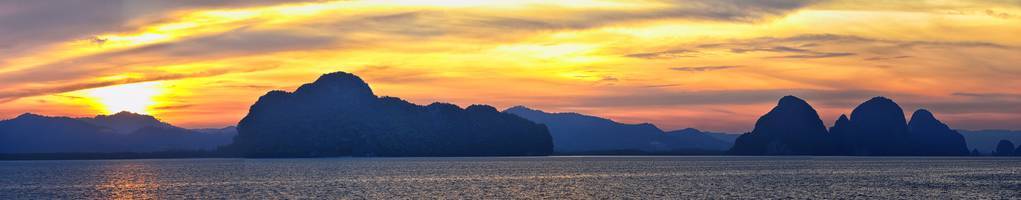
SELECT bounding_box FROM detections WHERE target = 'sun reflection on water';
[95,163,158,200]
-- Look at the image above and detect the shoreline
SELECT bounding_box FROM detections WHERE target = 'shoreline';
[5,152,1012,161]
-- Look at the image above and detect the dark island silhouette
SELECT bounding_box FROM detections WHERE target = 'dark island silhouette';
[730,96,970,156]
[1012,141,1021,156]
[908,109,970,156]
[0,112,234,154]
[729,96,831,155]
[505,106,731,154]
[224,72,553,157]
[664,128,738,150]
[960,130,1021,154]
[994,140,1016,156]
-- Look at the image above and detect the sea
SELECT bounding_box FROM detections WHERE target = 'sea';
[1,156,1019,199]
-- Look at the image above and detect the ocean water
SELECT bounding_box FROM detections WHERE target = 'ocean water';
[1,156,1019,199]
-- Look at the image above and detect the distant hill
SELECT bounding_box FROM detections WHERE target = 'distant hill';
[78,111,174,134]
[191,126,238,135]
[700,130,740,144]
[730,96,969,156]
[505,106,731,153]
[227,71,553,157]
[121,126,234,152]
[959,130,1021,154]
[663,128,736,151]
[0,114,121,153]
[0,112,234,154]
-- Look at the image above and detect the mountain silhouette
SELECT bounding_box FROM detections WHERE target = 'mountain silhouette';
[907,109,969,156]
[227,72,553,157]
[663,128,735,151]
[729,96,830,155]
[828,114,853,155]
[505,106,731,153]
[122,126,234,152]
[729,96,977,156]
[192,126,238,135]
[78,111,173,134]
[0,113,120,153]
[959,130,1021,154]
[698,129,740,144]
[0,112,233,154]
[994,140,1015,156]
[844,97,911,156]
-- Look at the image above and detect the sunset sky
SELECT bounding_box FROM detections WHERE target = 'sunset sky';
[1,0,1019,133]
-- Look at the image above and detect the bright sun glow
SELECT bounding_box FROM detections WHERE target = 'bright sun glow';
[81,82,164,115]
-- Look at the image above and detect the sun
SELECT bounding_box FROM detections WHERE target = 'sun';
[80,82,165,115]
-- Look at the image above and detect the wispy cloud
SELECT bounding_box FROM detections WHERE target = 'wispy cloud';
[0,29,331,84]
[984,9,1018,19]
[864,55,911,61]
[731,46,855,59]
[0,66,274,102]
[771,52,855,59]
[0,0,320,57]
[573,88,890,107]
[952,92,1021,100]
[626,49,700,59]
[670,66,742,72]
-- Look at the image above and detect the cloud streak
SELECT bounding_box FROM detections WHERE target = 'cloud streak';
[670,66,742,72]
[626,49,700,59]
[0,28,333,84]
[573,88,887,107]
[730,46,856,59]
[0,66,274,102]
[0,0,320,57]
[952,92,1021,100]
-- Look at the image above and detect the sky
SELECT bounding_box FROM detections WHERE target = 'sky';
[0,0,1019,133]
